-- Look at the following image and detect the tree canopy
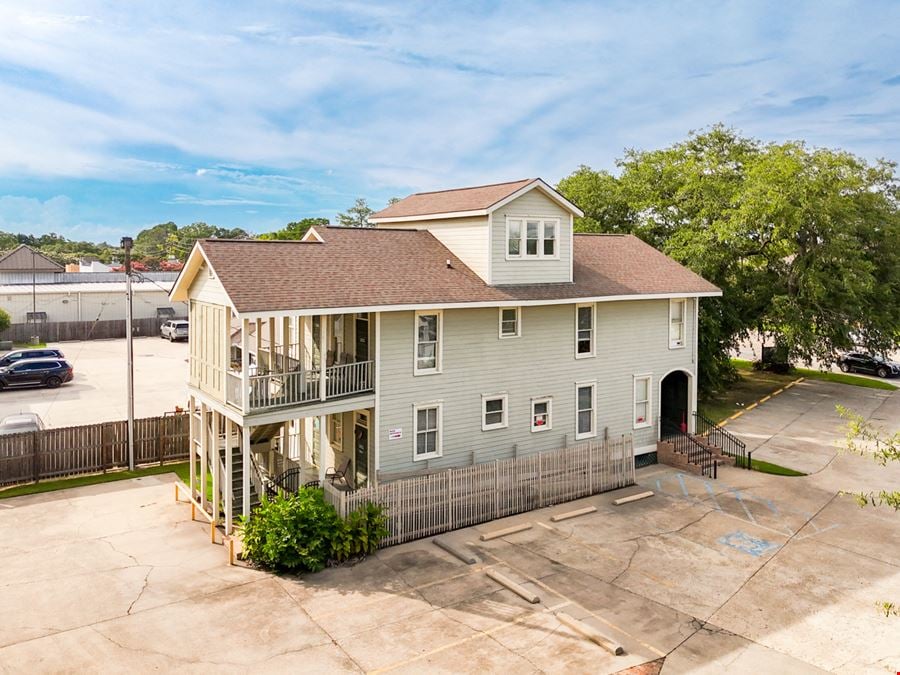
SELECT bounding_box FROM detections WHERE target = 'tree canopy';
[336,198,374,227]
[258,217,330,240]
[558,126,900,393]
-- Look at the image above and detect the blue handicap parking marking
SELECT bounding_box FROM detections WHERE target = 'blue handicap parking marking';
[717,530,780,557]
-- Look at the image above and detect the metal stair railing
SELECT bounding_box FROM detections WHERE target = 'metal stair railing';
[693,412,751,469]
[660,419,718,479]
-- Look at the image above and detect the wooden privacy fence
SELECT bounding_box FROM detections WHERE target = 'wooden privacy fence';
[326,435,635,547]
[0,316,186,343]
[0,413,190,486]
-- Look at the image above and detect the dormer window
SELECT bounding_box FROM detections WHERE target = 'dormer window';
[507,217,559,259]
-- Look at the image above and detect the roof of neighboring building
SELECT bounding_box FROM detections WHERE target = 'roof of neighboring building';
[0,245,64,272]
[182,227,720,314]
[369,178,583,221]
[0,281,174,294]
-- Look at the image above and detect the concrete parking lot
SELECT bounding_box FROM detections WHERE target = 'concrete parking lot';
[0,337,189,427]
[0,380,897,673]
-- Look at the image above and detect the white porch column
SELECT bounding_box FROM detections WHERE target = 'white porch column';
[224,419,234,535]
[199,402,208,510]
[240,318,250,413]
[211,410,220,524]
[319,315,328,401]
[282,316,290,374]
[242,425,251,518]
[188,394,196,500]
[318,414,330,483]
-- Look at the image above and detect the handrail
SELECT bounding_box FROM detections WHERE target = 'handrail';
[660,418,718,479]
[693,412,750,469]
[248,452,271,504]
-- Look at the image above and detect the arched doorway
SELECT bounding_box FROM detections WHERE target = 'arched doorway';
[660,370,690,434]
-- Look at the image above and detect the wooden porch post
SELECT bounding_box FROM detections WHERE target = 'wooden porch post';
[188,394,196,500]
[211,410,220,525]
[319,315,328,401]
[318,414,329,483]
[240,318,250,413]
[225,418,234,535]
[199,402,208,510]
[242,425,251,519]
[282,316,290,374]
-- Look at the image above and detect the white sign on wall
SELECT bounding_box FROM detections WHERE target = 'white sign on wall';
[388,428,402,440]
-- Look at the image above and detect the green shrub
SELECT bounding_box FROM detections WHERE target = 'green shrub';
[331,502,390,563]
[239,487,342,573]
[239,490,390,572]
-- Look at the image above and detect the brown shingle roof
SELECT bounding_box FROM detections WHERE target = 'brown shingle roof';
[370,179,535,220]
[0,245,64,272]
[198,228,719,314]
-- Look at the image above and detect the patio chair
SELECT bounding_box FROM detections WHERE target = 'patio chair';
[325,458,352,487]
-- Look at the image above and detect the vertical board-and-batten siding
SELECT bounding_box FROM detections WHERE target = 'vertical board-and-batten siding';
[188,263,231,399]
[375,216,490,282]
[376,298,696,475]
[490,189,572,285]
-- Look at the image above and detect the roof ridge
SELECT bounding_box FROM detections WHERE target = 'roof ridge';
[407,178,534,197]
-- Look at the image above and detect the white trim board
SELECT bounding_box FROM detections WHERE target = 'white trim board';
[235,291,722,320]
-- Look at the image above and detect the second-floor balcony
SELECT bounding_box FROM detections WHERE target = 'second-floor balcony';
[225,359,374,413]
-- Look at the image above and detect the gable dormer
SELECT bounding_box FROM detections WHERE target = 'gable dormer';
[370,178,582,286]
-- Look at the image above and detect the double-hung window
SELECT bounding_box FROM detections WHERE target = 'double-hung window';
[531,397,552,432]
[669,299,686,348]
[414,403,442,460]
[575,304,594,358]
[482,393,508,431]
[575,382,596,439]
[633,375,652,429]
[414,310,441,374]
[499,307,521,338]
[507,217,559,259]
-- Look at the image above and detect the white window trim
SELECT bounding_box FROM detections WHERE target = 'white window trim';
[413,401,442,461]
[481,393,509,431]
[669,298,686,350]
[413,309,443,375]
[498,306,521,339]
[575,303,595,359]
[530,396,553,433]
[633,374,653,429]
[505,216,561,260]
[574,380,597,440]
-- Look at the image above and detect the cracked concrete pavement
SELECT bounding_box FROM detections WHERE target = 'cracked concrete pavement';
[0,379,897,673]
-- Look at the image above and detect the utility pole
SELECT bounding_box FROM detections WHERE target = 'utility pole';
[30,247,37,344]
[121,237,135,471]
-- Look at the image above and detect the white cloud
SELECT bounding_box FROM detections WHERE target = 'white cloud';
[0,195,73,233]
[0,0,897,201]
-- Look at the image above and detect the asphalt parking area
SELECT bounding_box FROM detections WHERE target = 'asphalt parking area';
[0,337,189,427]
[0,381,897,673]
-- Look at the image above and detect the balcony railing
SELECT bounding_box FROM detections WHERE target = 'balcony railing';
[225,360,374,413]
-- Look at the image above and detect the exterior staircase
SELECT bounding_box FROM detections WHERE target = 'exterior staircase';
[656,413,750,477]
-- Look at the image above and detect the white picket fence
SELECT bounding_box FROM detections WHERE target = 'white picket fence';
[325,435,634,546]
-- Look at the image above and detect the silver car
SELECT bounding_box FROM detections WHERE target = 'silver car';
[0,412,45,435]
[160,320,189,342]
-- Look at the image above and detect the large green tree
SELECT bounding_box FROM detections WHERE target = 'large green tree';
[336,198,374,227]
[258,217,330,240]
[558,126,900,393]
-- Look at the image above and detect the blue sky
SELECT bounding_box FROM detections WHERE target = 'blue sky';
[0,1,898,243]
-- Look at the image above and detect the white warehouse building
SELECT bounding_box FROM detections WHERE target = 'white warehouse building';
[0,281,185,323]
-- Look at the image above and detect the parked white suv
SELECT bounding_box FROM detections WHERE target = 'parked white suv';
[160,320,189,342]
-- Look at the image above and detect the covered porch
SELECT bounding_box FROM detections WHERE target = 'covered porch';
[221,311,375,414]
[185,395,375,534]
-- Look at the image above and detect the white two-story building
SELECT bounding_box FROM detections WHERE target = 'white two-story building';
[170,178,720,531]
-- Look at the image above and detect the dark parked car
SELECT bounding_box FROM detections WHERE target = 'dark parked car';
[0,359,74,389]
[836,352,900,378]
[0,348,65,368]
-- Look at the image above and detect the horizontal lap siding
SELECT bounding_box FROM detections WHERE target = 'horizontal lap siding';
[383,217,490,281]
[377,299,696,475]
[490,190,572,285]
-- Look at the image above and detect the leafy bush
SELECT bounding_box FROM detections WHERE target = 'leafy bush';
[331,502,390,563]
[0,308,9,334]
[239,489,390,572]
[239,487,342,573]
